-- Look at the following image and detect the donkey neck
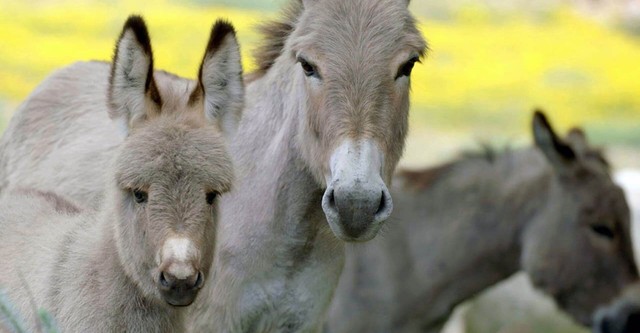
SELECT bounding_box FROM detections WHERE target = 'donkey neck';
[203,54,344,332]
[399,148,555,330]
[227,55,329,249]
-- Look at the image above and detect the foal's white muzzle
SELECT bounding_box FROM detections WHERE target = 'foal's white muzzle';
[322,139,393,242]
[156,237,204,306]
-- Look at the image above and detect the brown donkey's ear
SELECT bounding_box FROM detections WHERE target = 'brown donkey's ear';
[565,127,590,157]
[532,109,578,176]
[108,15,161,136]
[192,20,244,137]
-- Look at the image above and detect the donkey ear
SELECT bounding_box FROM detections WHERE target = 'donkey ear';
[532,109,577,173]
[195,20,244,137]
[108,15,161,137]
[565,127,589,157]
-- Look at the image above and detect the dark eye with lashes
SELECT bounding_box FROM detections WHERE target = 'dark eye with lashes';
[297,56,319,78]
[132,189,148,204]
[206,191,218,205]
[396,56,419,79]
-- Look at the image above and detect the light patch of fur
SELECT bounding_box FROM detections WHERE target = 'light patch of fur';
[162,238,199,279]
[162,237,197,263]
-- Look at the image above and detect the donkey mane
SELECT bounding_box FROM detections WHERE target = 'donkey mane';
[460,143,502,163]
[398,143,505,191]
[398,164,453,192]
[250,0,303,79]
[399,140,610,192]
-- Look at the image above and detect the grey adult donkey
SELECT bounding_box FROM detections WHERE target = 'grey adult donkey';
[326,111,638,333]
[0,0,427,331]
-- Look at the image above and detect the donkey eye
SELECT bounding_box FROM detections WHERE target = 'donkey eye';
[206,191,218,205]
[132,189,148,204]
[590,224,615,240]
[396,56,419,79]
[297,57,318,78]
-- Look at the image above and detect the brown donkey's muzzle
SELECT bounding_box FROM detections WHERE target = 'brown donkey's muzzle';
[593,284,640,333]
[594,305,640,333]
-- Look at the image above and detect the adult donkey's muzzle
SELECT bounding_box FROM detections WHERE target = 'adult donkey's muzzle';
[322,139,393,242]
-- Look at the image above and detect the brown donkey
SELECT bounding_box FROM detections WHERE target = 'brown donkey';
[326,111,638,333]
[0,0,427,330]
[0,16,241,332]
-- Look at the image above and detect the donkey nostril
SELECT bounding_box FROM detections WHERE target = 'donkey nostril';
[375,190,386,215]
[159,272,171,288]
[598,316,611,333]
[194,271,204,289]
[328,189,336,208]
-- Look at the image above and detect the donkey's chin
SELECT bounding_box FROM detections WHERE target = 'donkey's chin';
[555,297,594,328]
[160,289,200,307]
[325,218,384,242]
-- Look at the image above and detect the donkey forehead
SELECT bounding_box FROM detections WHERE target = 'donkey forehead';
[116,124,233,191]
[296,0,426,59]
[154,71,200,114]
[572,183,628,222]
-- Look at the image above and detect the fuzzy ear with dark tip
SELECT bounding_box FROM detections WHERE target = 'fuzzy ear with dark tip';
[532,110,577,175]
[108,15,161,137]
[194,20,244,137]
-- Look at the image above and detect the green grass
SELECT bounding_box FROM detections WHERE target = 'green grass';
[1,288,59,333]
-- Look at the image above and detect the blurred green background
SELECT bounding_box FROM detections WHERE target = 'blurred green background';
[1,0,639,332]
[1,0,640,167]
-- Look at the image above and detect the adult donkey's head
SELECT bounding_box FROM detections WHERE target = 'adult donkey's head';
[522,111,638,325]
[254,0,427,241]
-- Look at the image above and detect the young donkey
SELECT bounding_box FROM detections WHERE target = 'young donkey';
[0,16,242,332]
[326,111,638,333]
[0,0,427,330]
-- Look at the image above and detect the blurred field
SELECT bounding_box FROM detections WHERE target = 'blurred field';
[1,0,640,163]
[1,1,639,332]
